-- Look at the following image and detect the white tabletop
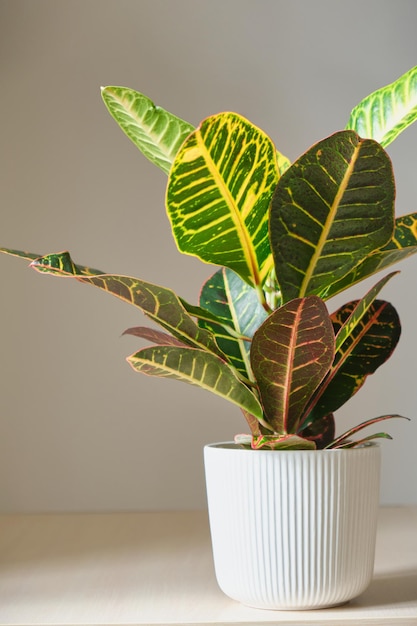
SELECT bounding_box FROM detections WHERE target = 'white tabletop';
[0,507,416,625]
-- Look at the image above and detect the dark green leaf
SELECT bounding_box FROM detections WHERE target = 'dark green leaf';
[334,272,398,353]
[310,299,401,418]
[0,248,41,262]
[299,273,398,427]
[321,212,417,299]
[270,130,395,302]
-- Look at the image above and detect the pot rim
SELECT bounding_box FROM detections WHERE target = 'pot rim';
[204,441,379,454]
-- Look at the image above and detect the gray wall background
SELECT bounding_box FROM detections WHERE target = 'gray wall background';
[0,0,416,512]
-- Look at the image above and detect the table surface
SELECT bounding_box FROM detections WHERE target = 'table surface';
[0,507,416,625]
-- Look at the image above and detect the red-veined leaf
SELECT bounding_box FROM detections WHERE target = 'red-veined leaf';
[250,296,335,433]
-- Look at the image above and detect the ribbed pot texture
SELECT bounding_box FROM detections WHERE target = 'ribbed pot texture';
[204,443,380,610]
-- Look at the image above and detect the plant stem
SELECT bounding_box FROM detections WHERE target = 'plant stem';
[256,283,272,313]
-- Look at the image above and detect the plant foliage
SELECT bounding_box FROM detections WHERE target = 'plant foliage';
[3,66,417,449]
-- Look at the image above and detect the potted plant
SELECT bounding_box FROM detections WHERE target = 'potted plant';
[2,66,417,610]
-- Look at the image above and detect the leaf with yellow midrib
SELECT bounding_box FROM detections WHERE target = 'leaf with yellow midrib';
[270,131,395,302]
[346,66,417,147]
[166,112,281,289]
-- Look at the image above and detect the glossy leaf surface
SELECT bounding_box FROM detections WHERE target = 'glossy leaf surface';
[346,66,417,147]
[101,86,194,174]
[310,299,401,418]
[334,272,398,353]
[251,296,335,433]
[199,268,267,379]
[270,131,395,302]
[322,212,417,299]
[166,112,280,288]
[128,345,264,419]
[23,251,222,356]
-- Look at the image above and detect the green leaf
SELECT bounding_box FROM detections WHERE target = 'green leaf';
[334,271,398,353]
[346,66,417,148]
[332,299,401,375]
[0,246,107,276]
[199,268,267,379]
[180,298,260,344]
[127,345,264,420]
[309,299,401,419]
[166,112,280,289]
[25,251,222,356]
[101,86,194,174]
[180,300,240,334]
[300,274,399,426]
[0,248,41,262]
[276,150,291,174]
[321,212,417,299]
[270,130,395,302]
[250,296,335,434]
[1,248,266,429]
[390,211,417,248]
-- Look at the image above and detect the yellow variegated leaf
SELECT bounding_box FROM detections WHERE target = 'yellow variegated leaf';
[128,345,264,421]
[276,149,291,174]
[346,66,417,147]
[166,112,281,289]
[101,86,194,174]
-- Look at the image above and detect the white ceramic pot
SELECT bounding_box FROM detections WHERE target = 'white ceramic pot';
[204,442,380,610]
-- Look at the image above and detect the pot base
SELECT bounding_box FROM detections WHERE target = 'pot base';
[240,599,350,612]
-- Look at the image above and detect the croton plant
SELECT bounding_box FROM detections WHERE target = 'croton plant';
[3,66,417,450]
